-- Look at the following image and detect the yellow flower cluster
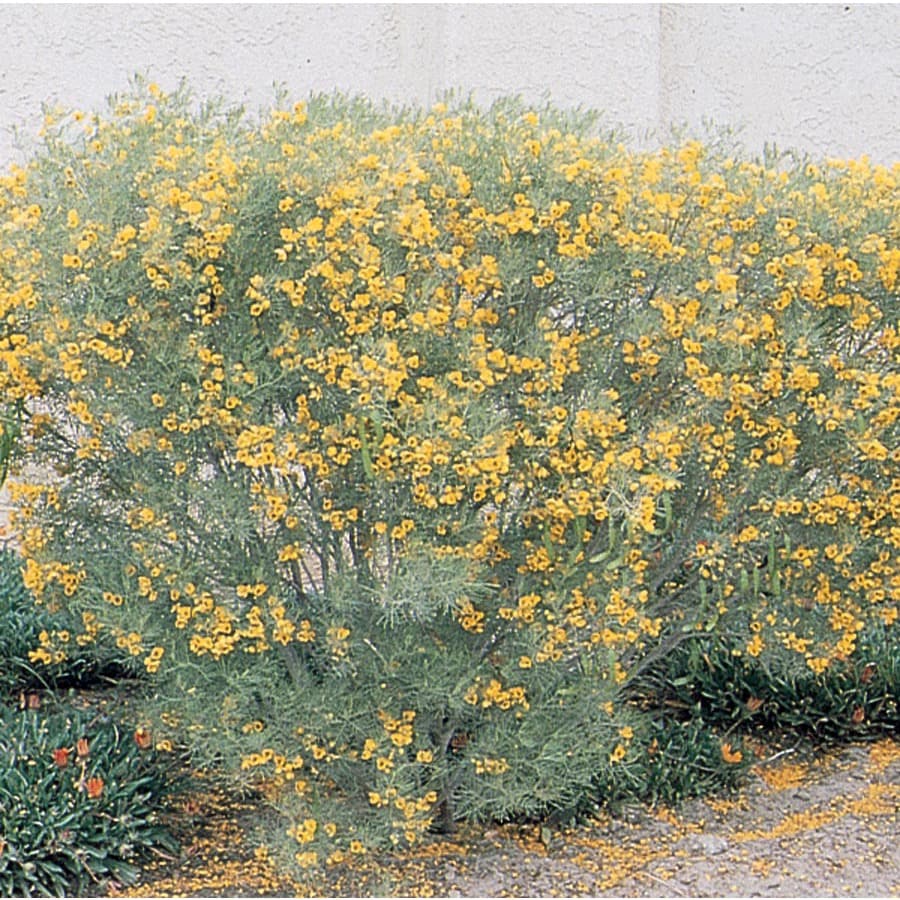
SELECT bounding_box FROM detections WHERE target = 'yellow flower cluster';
[464,677,530,711]
[472,756,510,775]
[378,709,416,748]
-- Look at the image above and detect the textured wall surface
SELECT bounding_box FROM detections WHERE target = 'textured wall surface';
[658,4,900,161]
[0,3,897,165]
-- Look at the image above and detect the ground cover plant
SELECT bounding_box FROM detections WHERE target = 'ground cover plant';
[648,619,898,742]
[0,78,896,876]
[0,702,178,896]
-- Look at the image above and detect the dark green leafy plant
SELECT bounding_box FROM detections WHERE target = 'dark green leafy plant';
[0,703,178,897]
[598,716,752,809]
[644,622,899,742]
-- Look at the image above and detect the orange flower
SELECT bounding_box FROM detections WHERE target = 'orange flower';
[721,742,743,764]
[52,747,71,768]
[851,706,865,724]
[859,663,876,685]
[76,737,90,758]
[134,727,153,750]
[746,696,764,712]
[85,776,104,799]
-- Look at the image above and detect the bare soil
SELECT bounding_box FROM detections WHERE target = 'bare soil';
[423,738,900,898]
[108,735,900,898]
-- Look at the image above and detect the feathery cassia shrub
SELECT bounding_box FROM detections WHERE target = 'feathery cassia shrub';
[0,80,896,866]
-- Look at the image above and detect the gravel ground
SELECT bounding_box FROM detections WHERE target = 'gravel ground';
[424,737,899,898]
[109,736,899,898]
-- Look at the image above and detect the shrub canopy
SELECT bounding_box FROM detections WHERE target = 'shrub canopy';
[0,81,897,864]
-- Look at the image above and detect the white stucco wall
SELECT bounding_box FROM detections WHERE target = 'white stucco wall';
[658,4,900,162]
[0,3,897,166]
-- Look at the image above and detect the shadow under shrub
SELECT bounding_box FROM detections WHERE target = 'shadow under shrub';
[0,80,896,869]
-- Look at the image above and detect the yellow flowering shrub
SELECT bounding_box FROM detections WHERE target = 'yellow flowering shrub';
[0,80,896,864]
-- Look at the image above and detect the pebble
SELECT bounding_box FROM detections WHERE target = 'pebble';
[685,833,730,856]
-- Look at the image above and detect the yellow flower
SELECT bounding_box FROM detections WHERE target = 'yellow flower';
[294,850,318,868]
[292,818,317,844]
[389,725,414,748]
[746,635,765,658]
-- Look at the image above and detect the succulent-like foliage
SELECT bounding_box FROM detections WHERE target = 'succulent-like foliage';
[0,705,177,896]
